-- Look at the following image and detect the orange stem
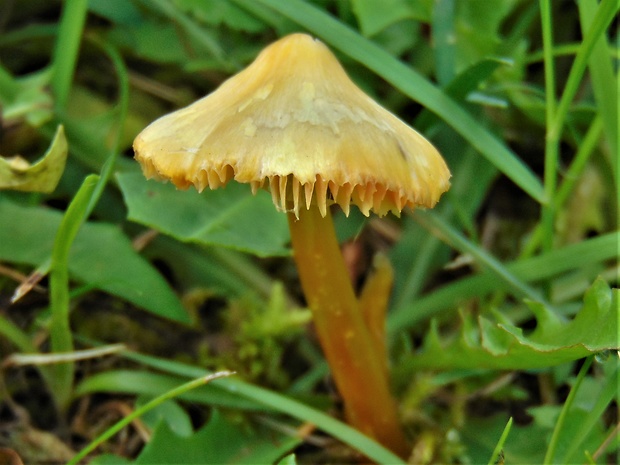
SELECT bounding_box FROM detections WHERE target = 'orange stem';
[359,254,394,379]
[288,207,409,458]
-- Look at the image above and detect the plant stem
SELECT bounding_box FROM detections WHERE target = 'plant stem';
[538,0,619,257]
[287,207,409,458]
[539,0,558,256]
[51,0,88,111]
[49,174,99,412]
[544,356,594,464]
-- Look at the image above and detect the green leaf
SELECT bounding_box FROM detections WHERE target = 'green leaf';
[89,455,131,465]
[0,196,189,323]
[107,21,189,64]
[174,0,266,32]
[88,0,143,25]
[388,232,618,332]
[416,57,511,131]
[556,359,619,463]
[137,397,194,438]
[0,65,53,126]
[276,454,298,465]
[138,0,236,72]
[351,0,431,37]
[135,410,300,464]
[0,125,67,193]
[462,414,548,465]
[74,370,265,411]
[89,350,408,465]
[118,172,290,257]
[409,278,618,370]
[453,0,520,72]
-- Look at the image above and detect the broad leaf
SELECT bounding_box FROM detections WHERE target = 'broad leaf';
[0,65,53,126]
[454,0,520,71]
[409,278,618,370]
[134,410,300,464]
[462,356,618,464]
[0,125,67,193]
[137,397,194,438]
[118,172,290,257]
[277,454,298,465]
[175,0,266,32]
[351,0,431,37]
[0,197,189,323]
[88,0,143,25]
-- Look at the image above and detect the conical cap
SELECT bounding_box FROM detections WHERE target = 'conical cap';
[134,33,450,217]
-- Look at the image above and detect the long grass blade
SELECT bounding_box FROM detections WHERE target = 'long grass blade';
[539,0,619,255]
[388,232,617,333]
[558,358,619,463]
[411,210,549,305]
[539,0,559,255]
[50,0,88,110]
[118,350,407,465]
[487,417,513,465]
[49,174,99,411]
[543,356,594,464]
[68,371,235,465]
[577,0,619,187]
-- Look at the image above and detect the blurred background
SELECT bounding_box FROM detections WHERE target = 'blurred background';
[0,1,617,464]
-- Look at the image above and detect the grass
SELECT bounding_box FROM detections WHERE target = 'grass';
[0,0,618,464]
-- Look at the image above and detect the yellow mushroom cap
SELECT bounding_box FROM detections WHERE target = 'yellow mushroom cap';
[133,33,450,218]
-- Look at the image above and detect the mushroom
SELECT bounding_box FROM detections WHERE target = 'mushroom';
[134,33,450,457]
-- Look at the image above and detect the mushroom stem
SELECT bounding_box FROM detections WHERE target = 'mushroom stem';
[287,206,409,458]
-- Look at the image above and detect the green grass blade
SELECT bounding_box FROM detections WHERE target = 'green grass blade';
[221,380,407,464]
[68,371,235,465]
[432,0,456,85]
[411,210,549,305]
[539,0,619,255]
[577,0,619,187]
[522,116,604,257]
[550,0,619,141]
[539,0,559,254]
[49,174,99,411]
[539,0,557,122]
[0,315,37,354]
[139,0,239,72]
[238,0,545,203]
[118,350,407,465]
[82,37,130,216]
[487,417,513,465]
[544,356,594,464]
[0,64,20,101]
[51,0,88,110]
[388,232,617,333]
[558,358,619,463]
[0,315,59,407]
